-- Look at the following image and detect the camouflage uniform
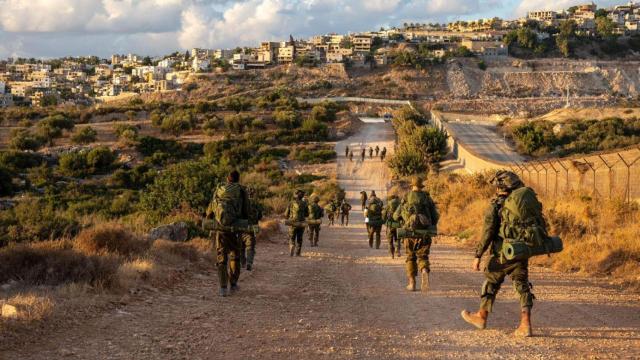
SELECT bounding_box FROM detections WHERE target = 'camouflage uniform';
[206,181,249,291]
[340,201,352,226]
[475,194,534,312]
[383,196,401,257]
[307,198,324,247]
[241,194,263,270]
[366,194,384,249]
[360,191,368,211]
[285,191,309,256]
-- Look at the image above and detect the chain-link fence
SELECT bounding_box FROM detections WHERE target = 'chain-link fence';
[509,147,640,202]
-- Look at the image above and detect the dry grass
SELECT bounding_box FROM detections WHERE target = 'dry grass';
[150,239,200,264]
[263,195,289,215]
[257,219,283,243]
[74,224,150,257]
[427,173,640,288]
[117,259,156,289]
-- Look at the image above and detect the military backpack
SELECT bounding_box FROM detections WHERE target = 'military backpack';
[289,200,307,222]
[209,183,244,227]
[309,203,324,220]
[403,191,433,231]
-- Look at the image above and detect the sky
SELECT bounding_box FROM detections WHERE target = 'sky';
[0,0,626,58]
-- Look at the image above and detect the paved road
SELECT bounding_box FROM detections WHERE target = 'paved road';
[298,97,411,105]
[445,120,524,164]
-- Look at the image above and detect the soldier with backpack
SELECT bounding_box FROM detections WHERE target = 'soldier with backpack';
[360,191,368,211]
[369,147,374,158]
[307,196,324,247]
[205,170,249,297]
[383,194,402,258]
[375,145,380,157]
[340,200,352,226]
[393,176,438,293]
[461,170,539,337]
[380,147,387,162]
[365,191,384,249]
[325,201,337,226]
[241,187,263,272]
[285,189,309,256]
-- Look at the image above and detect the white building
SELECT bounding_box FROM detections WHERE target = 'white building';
[192,57,210,71]
[158,58,175,69]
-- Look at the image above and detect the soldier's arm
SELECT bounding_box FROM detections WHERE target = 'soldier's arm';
[475,201,500,258]
[284,203,291,219]
[428,197,439,226]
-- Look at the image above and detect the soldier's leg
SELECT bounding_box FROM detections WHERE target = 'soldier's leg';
[341,213,345,225]
[308,226,314,246]
[346,213,349,226]
[479,257,508,313]
[245,233,256,268]
[215,232,229,290]
[375,226,381,249]
[367,225,374,248]
[314,225,320,246]
[295,228,304,256]
[228,233,242,287]
[387,229,395,257]
[405,238,418,278]
[394,230,401,257]
[415,237,432,273]
[509,261,534,310]
[240,233,248,267]
[288,228,296,256]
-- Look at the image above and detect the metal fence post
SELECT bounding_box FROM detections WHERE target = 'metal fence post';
[538,161,549,196]
[548,161,560,197]
[583,158,598,198]
[597,154,617,200]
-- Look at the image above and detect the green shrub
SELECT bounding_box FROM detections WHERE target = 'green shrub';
[161,109,194,136]
[0,199,79,245]
[274,110,301,129]
[71,126,98,144]
[224,114,252,134]
[58,152,89,177]
[301,118,329,138]
[0,166,14,196]
[291,148,336,164]
[388,147,428,177]
[0,151,43,171]
[9,129,44,151]
[87,146,116,172]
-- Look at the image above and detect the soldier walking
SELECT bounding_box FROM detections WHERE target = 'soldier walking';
[360,148,366,162]
[383,194,402,258]
[285,189,309,257]
[307,196,324,247]
[369,147,374,158]
[206,170,249,297]
[461,171,536,337]
[345,145,349,158]
[360,190,368,211]
[380,147,387,162]
[366,191,384,249]
[393,176,438,293]
[375,145,380,157]
[241,187,263,272]
[349,151,354,162]
[325,201,337,226]
[340,200,352,226]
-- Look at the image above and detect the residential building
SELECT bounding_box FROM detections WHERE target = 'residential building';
[213,49,234,60]
[192,57,210,71]
[352,34,372,53]
[158,58,175,69]
[277,46,295,63]
[461,39,508,57]
[527,11,558,23]
[9,82,33,97]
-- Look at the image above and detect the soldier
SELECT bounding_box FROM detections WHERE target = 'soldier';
[369,147,374,158]
[349,151,354,162]
[360,148,366,162]
[461,171,535,337]
[307,196,324,247]
[340,199,352,226]
[285,189,309,256]
[360,190,368,211]
[380,147,387,162]
[383,194,402,258]
[375,145,380,157]
[345,145,349,158]
[393,176,438,293]
[241,187,263,272]
[325,201,337,226]
[206,170,249,297]
[366,191,384,249]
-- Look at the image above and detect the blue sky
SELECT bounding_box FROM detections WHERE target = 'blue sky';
[0,0,624,58]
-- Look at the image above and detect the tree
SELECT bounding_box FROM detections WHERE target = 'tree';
[596,16,615,39]
[557,20,577,57]
[58,152,89,177]
[160,110,195,136]
[87,146,115,172]
[70,126,97,144]
[0,166,14,196]
[274,110,300,129]
[9,129,43,151]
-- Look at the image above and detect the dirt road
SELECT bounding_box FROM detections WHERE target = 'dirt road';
[3,122,639,359]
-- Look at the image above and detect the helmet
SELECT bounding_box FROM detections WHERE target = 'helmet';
[370,190,377,197]
[294,189,305,198]
[490,170,523,191]
[411,176,425,189]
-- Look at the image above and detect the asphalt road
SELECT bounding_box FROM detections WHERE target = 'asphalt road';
[445,120,524,164]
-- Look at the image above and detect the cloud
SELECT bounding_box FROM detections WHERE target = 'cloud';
[0,0,509,58]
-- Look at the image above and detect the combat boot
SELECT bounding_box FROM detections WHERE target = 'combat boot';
[295,247,302,256]
[219,287,228,297]
[461,309,488,330]
[406,277,416,291]
[246,264,252,271]
[289,245,295,257]
[230,283,239,293]
[514,309,532,337]
[420,269,430,293]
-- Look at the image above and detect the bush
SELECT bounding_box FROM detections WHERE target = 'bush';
[0,166,14,196]
[74,224,149,257]
[223,114,252,134]
[161,110,194,136]
[388,147,428,177]
[0,151,42,171]
[301,118,329,139]
[0,199,79,245]
[58,152,89,177]
[115,124,139,143]
[70,126,98,144]
[87,146,116,172]
[290,147,336,164]
[274,110,301,129]
[9,129,44,151]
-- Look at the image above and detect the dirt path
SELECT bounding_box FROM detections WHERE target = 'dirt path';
[3,122,639,359]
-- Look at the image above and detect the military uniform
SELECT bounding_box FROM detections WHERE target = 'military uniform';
[393,178,438,292]
[366,194,384,249]
[360,191,368,211]
[475,195,534,312]
[340,201,352,226]
[241,195,263,271]
[206,180,249,295]
[383,195,401,258]
[285,191,309,256]
[307,198,324,247]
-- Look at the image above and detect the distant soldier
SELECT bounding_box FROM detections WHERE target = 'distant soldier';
[360,191,368,211]
[383,194,402,258]
[241,187,263,271]
[393,176,438,293]
[461,171,536,337]
[325,201,337,226]
[366,191,384,249]
[345,145,350,158]
[307,196,324,247]
[360,148,366,162]
[375,145,380,157]
[380,147,387,162]
[206,170,249,297]
[285,189,309,257]
[349,151,354,162]
[340,200,352,226]
[369,147,374,158]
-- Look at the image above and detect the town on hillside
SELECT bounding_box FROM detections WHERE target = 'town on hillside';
[1,2,640,108]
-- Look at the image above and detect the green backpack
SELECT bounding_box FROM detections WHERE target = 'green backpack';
[309,203,324,220]
[209,183,243,227]
[289,200,307,222]
[403,191,433,231]
[499,187,548,248]
[367,199,383,216]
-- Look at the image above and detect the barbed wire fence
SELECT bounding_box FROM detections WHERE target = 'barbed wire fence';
[508,147,640,203]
